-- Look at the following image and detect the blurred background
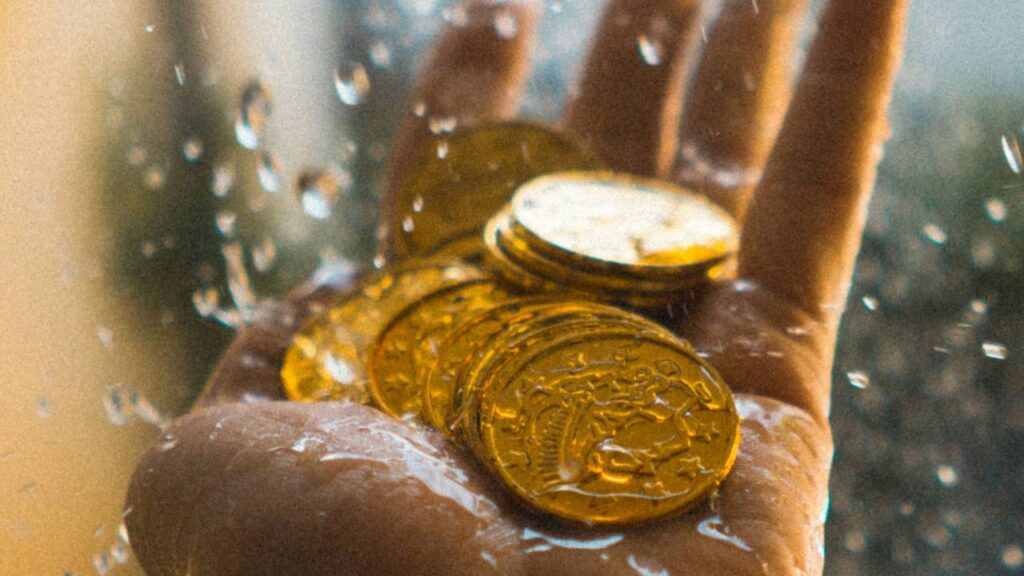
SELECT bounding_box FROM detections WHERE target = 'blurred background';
[0,1,1020,574]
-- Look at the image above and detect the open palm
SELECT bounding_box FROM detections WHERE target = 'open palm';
[126,1,907,574]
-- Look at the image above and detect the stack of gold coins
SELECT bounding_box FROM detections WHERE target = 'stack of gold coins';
[483,171,738,307]
[281,124,743,526]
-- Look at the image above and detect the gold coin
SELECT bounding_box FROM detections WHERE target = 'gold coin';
[281,262,482,403]
[469,326,739,525]
[457,305,676,456]
[389,122,603,258]
[509,171,737,279]
[368,280,513,418]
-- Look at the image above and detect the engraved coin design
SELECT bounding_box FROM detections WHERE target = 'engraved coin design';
[368,280,512,418]
[389,122,602,258]
[281,262,482,403]
[472,328,740,525]
[511,171,737,276]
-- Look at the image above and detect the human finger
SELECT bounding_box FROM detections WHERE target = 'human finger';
[738,0,908,322]
[381,0,539,259]
[193,262,361,408]
[674,0,807,221]
[562,0,704,176]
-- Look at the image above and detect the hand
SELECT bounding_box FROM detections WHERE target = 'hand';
[125,1,907,574]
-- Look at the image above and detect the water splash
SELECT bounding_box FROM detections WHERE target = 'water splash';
[334,62,371,106]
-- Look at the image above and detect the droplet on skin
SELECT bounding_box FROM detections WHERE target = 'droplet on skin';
[847,370,869,389]
[1001,134,1023,174]
[258,151,282,192]
[936,464,959,487]
[1002,545,1024,569]
[215,210,237,238]
[334,62,371,106]
[182,137,203,162]
[412,195,424,213]
[144,22,155,33]
[35,397,52,419]
[211,163,235,198]
[96,325,114,349]
[637,35,663,66]
[984,197,1008,222]
[982,341,1007,360]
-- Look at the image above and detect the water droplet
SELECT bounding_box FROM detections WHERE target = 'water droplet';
[257,151,281,192]
[93,553,112,576]
[143,166,166,190]
[437,140,450,158]
[36,397,52,419]
[157,433,179,451]
[192,286,220,318]
[234,79,272,150]
[1002,545,1024,569]
[369,41,392,69]
[982,341,1007,360]
[494,9,519,39]
[96,325,114,349]
[412,195,424,213]
[970,299,989,315]
[985,197,1007,222]
[935,464,959,487]
[182,137,203,162]
[373,254,386,269]
[141,241,156,258]
[215,210,237,238]
[173,62,186,85]
[846,370,869,389]
[402,216,415,233]
[843,530,866,553]
[110,541,130,564]
[637,35,663,66]
[103,386,131,427]
[442,5,468,27]
[921,223,947,245]
[252,236,277,273]
[296,169,341,220]
[334,62,371,106]
[144,22,155,33]
[861,296,880,311]
[1001,134,1022,174]
[428,115,457,135]
[126,145,147,166]
[413,101,427,118]
[211,163,235,198]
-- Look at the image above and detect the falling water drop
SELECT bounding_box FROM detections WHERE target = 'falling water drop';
[296,169,341,220]
[215,210,238,238]
[257,151,282,193]
[369,41,393,69]
[182,136,203,162]
[1002,545,1024,569]
[936,464,959,487]
[862,295,880,311]
[984,197,1007,222]
[982,341,1007,360]
[402,216,415,233]
[173,62,186,86]
[921,223,947,245]
[1001,134,1022,174]
[234,79,273,150]
[428,115,457,135]
[252,236,277,273]
[412,194,424,213]
[211,163,235,198]
[334,62,371,106]
[847,370,870,389]
[637,35,663,66]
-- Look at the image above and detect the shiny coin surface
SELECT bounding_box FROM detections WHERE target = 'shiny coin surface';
[368,280,512,418]
[281,262,482,403]
[389,123,602,258]
[469,326,740,525]
[510,171,737,278]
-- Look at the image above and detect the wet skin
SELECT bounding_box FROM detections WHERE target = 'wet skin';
[126,0,909,574]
